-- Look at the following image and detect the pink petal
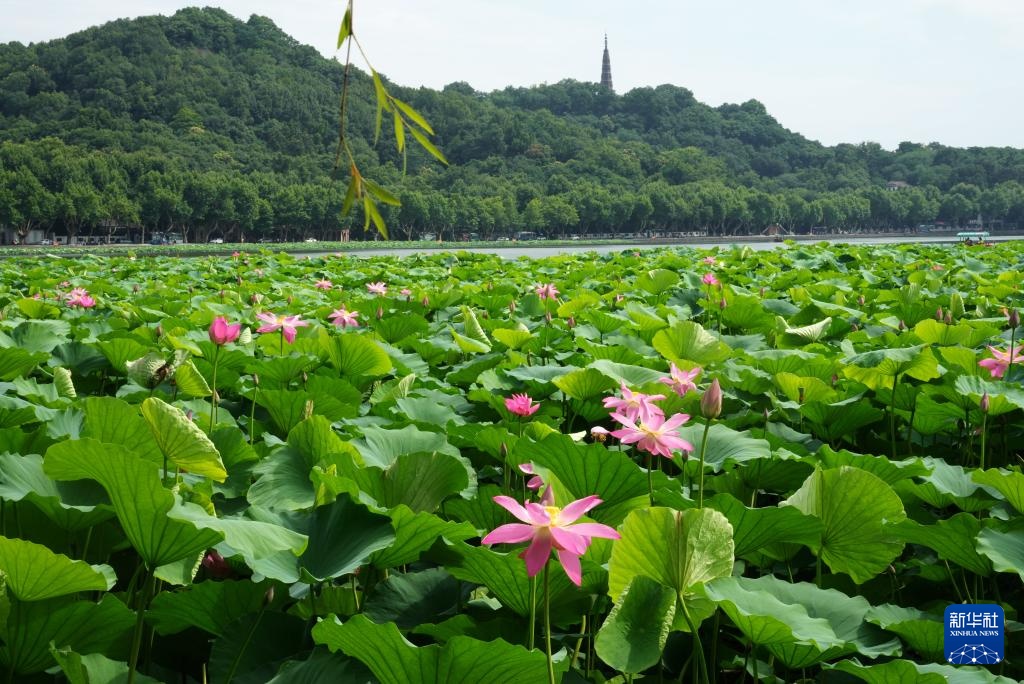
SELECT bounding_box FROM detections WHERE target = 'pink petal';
[521,532,553,577]
[524,502,551,526]
[569,522,622,540]
[556,549,582,586]
[482,523,536,545]
[559,495,602,524]
[283,326,297,344]
[256,324,278,334]
[492,495,533,523]
[550,526,589,555]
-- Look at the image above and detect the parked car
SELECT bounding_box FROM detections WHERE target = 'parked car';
[209,238,224,244]
[39,238,53,245]
[303,237,318,243]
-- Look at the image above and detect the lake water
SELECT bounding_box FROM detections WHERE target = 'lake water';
[311,235,1016,260]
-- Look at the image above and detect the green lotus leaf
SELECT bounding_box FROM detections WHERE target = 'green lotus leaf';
[608,507,734,631]
[652,321,730,365]
[783,466,906,584]
[595,575,676,674]
[44,438,223,568]
[141,397,227,481]
[0,537,115,601]
[313,613,553,684]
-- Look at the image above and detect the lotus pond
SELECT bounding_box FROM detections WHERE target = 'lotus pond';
[0,242,1021,683]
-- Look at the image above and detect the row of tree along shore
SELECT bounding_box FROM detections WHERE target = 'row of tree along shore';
[3,139,1021,246]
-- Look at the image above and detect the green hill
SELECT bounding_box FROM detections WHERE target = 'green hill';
[2,6,1023,243]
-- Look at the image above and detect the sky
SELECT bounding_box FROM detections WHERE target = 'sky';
[2,0,1022,150]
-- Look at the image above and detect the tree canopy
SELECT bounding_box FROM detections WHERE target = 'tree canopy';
[2,7,1024,242]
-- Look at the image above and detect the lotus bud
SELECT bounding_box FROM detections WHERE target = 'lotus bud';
[500,442,508,459]
[763,407,771,423]
[831,374,838,387]
[219,289,225,299]
[567,316,576,328]
[155,324,163,338]
[944,311,953,325]
[133,283,140,293]
[797,386,805,404]
[185,409,194,422]
[201,550,232,579]
[980,392,990,414]
[287,295,293,306]
[898,320,906,331]
[303,399,314,420]
[262,585,275,607]
[700,378,722,419]
[252,373,260,387]
[545,311,552,323]
[482,310,489,319]
[858,295,865,307]
[301,371,308,387]
[851,322,859,331]
[376,305,384,320]
[950,292,965,318]
[509,300,516,314]
[250,292,263,305]
[615,294,625,303]
[719,298,728,310]
[1009,308,1020,329]
[936,306,943,321]
[421,295,430,308]
[759,287,765,298]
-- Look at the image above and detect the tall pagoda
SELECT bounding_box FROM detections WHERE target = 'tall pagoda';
[600,35,613,92]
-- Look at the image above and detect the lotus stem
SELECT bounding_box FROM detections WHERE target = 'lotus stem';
[680,601,709,684]
[979,411,988,471]
[647,453,654,506]
[889,373,899,459]
[209,344,220,434]
[528,575,537,651]
[697,419,712,508]
[543,563,555,684]
[127,571,156,684]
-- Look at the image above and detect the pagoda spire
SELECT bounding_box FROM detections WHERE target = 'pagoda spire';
[600,34,613,92]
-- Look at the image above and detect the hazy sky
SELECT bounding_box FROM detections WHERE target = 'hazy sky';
[3,1,1022,150]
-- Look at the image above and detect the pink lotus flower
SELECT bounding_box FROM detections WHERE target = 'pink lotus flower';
[482,495,620,585]
[535,283,559,300]
[366,282,387,296]
[591,425,611,443]
[400,288,412,297]
[978,345,1024,379]
[66,288,96,308]
[660,363,701,396]
[208,316,241,345]
[518,463,546,492]
[505,393,540,417]
[610,412,694,459]
[329,307,360,329]
[256,312,309,343]
[702,272,720,287]
[702,256,717,265]
[314,279,333,290]
[602,382,665,425]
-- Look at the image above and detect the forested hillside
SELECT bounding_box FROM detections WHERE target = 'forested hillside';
[2,6,1024,242]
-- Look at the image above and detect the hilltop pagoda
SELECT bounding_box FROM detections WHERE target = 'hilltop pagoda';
[600,35,613,92]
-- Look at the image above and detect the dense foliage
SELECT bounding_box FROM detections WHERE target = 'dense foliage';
[4,8,1024,243]
[0,242,1021,682]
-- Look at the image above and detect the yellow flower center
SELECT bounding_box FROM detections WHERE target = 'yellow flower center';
[544,505,562,526]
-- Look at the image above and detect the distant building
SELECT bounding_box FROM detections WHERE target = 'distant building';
[886,180,910,191]
[600,35,613,92]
